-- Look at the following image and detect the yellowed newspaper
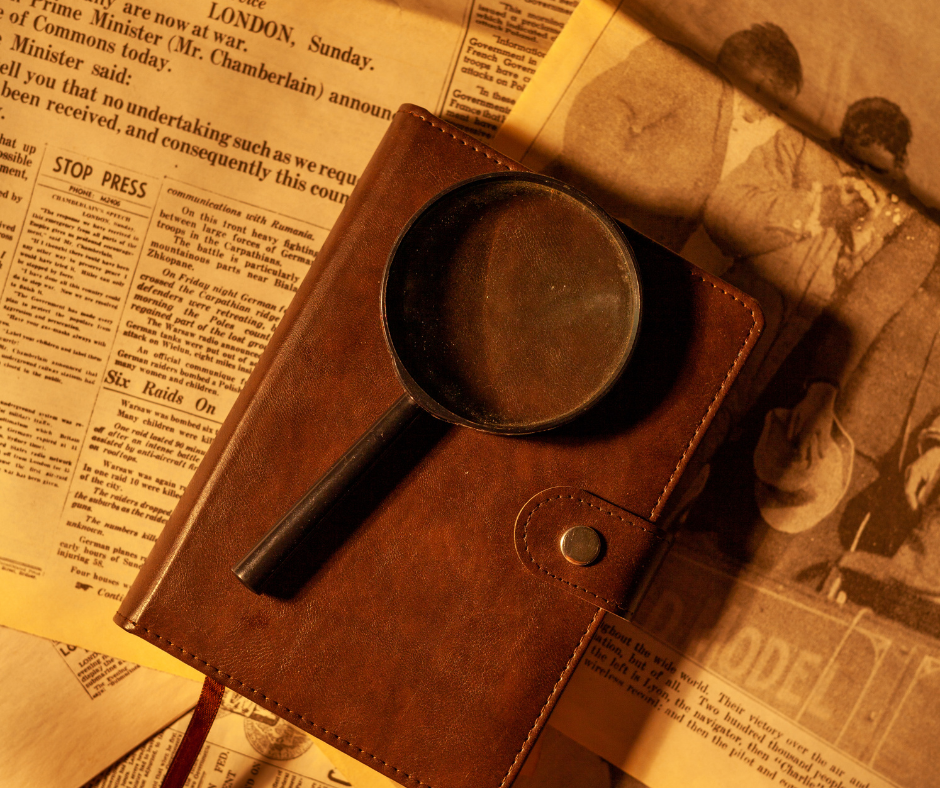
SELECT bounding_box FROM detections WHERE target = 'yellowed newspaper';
[495,2,940,787]
[84,687,351,788]
[83,688,649,788]
[2,625,198,788]
[0,0,573,677]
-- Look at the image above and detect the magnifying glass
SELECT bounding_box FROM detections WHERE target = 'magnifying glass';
[233,172,642,593]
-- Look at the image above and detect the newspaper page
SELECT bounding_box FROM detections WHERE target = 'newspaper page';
[435,0,576,139]
[615,0,940,212]
[81,690,648,788]
[2,625,199,788]
[494,2,940,787]
[83,687,351,788]
[0,0,574,676]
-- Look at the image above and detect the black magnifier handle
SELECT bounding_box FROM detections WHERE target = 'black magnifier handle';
[233,393,422,593]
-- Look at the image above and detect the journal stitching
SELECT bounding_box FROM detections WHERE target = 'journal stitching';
[649,274,759,520]
[497,608,603,788]
[404,108,519,170]
[125,110,756,788]
[115,609,601,788]
[113,612,433,786]
[520,492,662,607]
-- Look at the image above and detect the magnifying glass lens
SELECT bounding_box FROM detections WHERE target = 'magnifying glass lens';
[386,176,641,432]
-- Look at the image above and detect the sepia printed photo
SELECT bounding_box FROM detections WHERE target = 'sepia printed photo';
[498,3,940,785]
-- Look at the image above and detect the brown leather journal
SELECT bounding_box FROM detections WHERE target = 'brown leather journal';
[116,106,762,788]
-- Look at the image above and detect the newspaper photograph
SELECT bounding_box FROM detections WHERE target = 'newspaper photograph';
[0,0,573,676]
[616,0,940,212]
[494,1,940,786]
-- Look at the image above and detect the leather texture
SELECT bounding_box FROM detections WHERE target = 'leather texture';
[514,487,672,617]
[116,106,763,788]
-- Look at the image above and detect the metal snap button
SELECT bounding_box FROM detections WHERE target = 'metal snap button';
[560,526,602,566]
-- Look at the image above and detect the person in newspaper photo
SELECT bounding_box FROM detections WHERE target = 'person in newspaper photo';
[701,97,917,425]
[544,22,803,252]
[685,95,940,636]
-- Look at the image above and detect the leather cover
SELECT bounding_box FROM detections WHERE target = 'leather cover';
[116,106,762,788]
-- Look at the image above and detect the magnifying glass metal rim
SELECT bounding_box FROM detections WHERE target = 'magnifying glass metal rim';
[381,170,643,436]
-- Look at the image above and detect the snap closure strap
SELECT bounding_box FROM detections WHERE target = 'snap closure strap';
[514,487,672,618]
